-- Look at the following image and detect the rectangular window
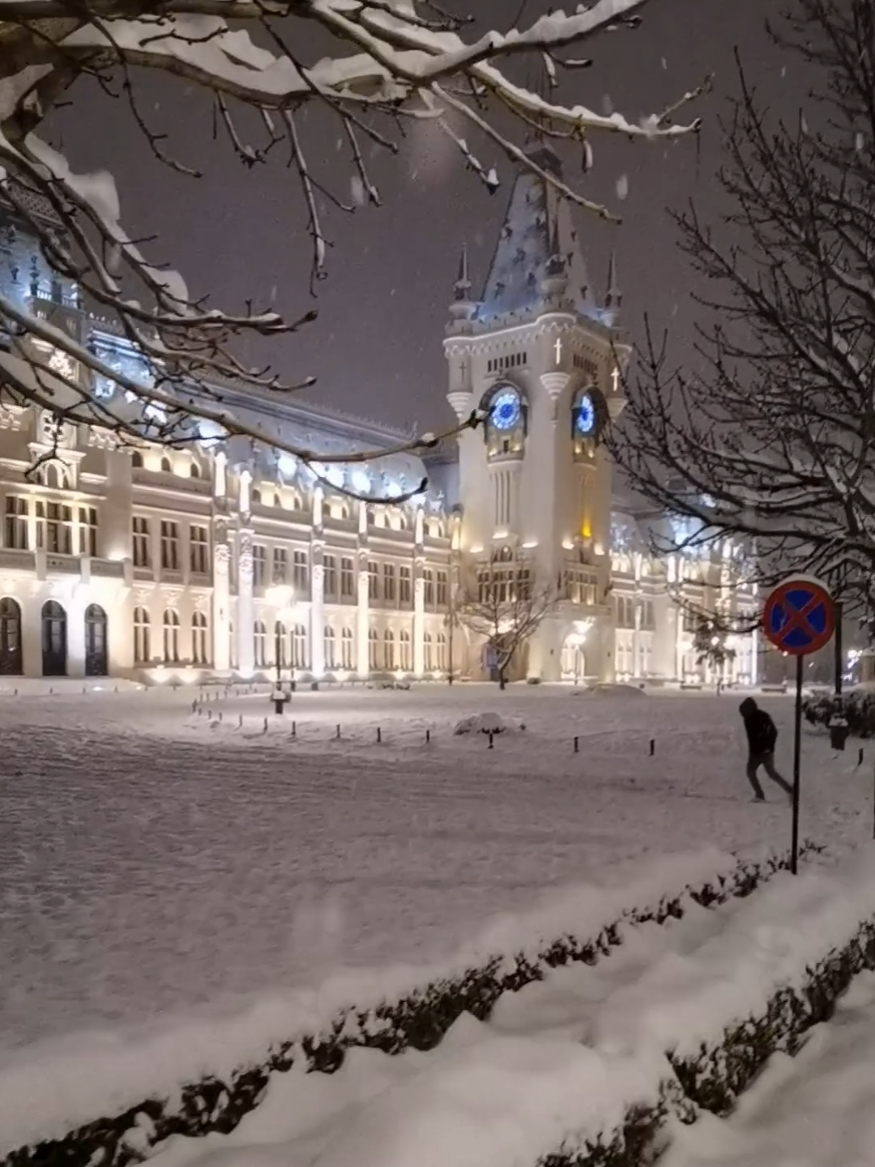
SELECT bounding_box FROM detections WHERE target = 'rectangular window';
[293,549,309,592]
[160,520,179,570]
[341,556,354,598]
[324,554,337,598]
[423,569,435,607]
[399,565,412,604]
[273,547,288,584]
[132,516,149,567]
[78,506,98,557]
[252,544,267,587]
[382,562,396,603]
[437,570,448,607]
[5,497,27,550]
[190,525,209,574]
[368,560,379,600]
[37,501,73,554]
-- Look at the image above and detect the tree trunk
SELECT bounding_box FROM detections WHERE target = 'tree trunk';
[498,668,506,690]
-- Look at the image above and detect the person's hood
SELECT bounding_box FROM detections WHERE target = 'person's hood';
[739,697,758,716]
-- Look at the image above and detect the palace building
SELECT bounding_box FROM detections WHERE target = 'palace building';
[0,153,757,685]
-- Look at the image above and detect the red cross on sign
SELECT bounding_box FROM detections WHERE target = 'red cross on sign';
[762,578,835,656]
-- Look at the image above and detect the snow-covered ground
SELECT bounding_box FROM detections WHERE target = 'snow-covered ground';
[664,967,875,1167]
[0,682,869,1058]
[45,853,875,1167]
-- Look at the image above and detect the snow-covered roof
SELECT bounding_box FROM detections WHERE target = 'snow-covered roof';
[477,145,597,324]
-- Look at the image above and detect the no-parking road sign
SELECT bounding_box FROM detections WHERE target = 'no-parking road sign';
[763,578,835,656]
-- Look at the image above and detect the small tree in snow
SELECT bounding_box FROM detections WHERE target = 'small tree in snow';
[692,614,736,681]
[610,0,875,609]
[457,563,556,688]
[0,0,706,481]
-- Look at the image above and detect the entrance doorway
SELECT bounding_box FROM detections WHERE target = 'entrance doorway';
[42,600,67,676]
[0,598,22,675]
[85,604,108,676]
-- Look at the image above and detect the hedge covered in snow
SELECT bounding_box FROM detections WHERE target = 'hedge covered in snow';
[0,846,815,1167]
[536,855,875,1167]
[803,687,875,737]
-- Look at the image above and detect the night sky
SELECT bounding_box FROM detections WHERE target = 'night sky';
[50,0,803,434]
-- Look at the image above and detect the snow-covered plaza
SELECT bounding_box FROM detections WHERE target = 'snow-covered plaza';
[1,681,869,1055]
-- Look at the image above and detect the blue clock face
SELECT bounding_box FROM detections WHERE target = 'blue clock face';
[491,390,521,431]
[576,393,596,436]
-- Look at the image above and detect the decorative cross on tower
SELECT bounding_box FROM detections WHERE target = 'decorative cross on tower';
[611,365,621,394]
[554,337,563,365]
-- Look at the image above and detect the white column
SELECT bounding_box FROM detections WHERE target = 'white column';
[413,514,425,676]
[237,528,254,676]
[212,538,230,672]
[214,450,227,498]
[413,566,425,677]
[633,600,642,677]
[67,585,87,678]
[750,625,759,686]
[311,562,325,677]
[357,563,370,676]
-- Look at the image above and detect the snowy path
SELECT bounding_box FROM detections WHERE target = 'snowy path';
[0,684,869,1052]
[663,969,875,1167]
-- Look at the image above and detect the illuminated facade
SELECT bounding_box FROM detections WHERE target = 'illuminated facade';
[0,165,756,685]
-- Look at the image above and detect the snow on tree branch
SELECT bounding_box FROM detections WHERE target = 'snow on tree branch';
[0,0,705,485]
[609,0,875,612]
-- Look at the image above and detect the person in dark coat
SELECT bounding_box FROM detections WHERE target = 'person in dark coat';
[739,697,792,801]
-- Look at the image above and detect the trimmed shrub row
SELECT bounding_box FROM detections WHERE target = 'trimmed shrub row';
[804,687,875,737]
[3,844,819,1167]
[538,904,875,1167]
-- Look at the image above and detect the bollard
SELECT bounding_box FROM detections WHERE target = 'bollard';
[426,728,431,744]
[263,717,268,734]
[49,687,53,695]
[574,735,579,754]
[292,720,297,738]
[219,711,223,722]
[488,731,494,749]
[336,724,341,739]
[377,726,382,744]
[649,739,655,756]
[238,714,243,729]
[860,747,865,767]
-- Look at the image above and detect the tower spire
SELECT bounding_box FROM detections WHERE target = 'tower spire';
[454,241,471,300]
[447,240,477,332]
[604,248,622,324]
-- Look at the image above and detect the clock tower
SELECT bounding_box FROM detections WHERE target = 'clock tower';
[444,143,629,682]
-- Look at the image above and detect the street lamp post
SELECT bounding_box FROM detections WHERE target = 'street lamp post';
[267,583,294,714]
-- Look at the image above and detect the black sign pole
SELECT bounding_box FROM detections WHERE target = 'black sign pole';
[791,652,804,875]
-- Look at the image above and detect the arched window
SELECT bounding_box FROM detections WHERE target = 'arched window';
[274,620,288,667]
[0,597,22,675]
[292,623,308,669]
[251,487,262,505]
[483,384,526,462]
[133,607,150,663]
[436,632,447,671]
[399,629,412,671]
[160,456,172,473]
[368,627,378,670]
[192,611,208,665]
[131,450,143,468]
[84,604,108,676]
[423,631,433,672]
[253,620,267,667]
[341,627,354,669]
[42,462,68,490]
[324,625,336,670]
[383,628,395,670]
[190,462,201,479]
[162,609,180,663]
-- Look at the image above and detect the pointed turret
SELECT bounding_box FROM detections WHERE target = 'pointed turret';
[477,146,594,324]
[542,216,569,306]
[604,248,622,326]
[447,241,477,333]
